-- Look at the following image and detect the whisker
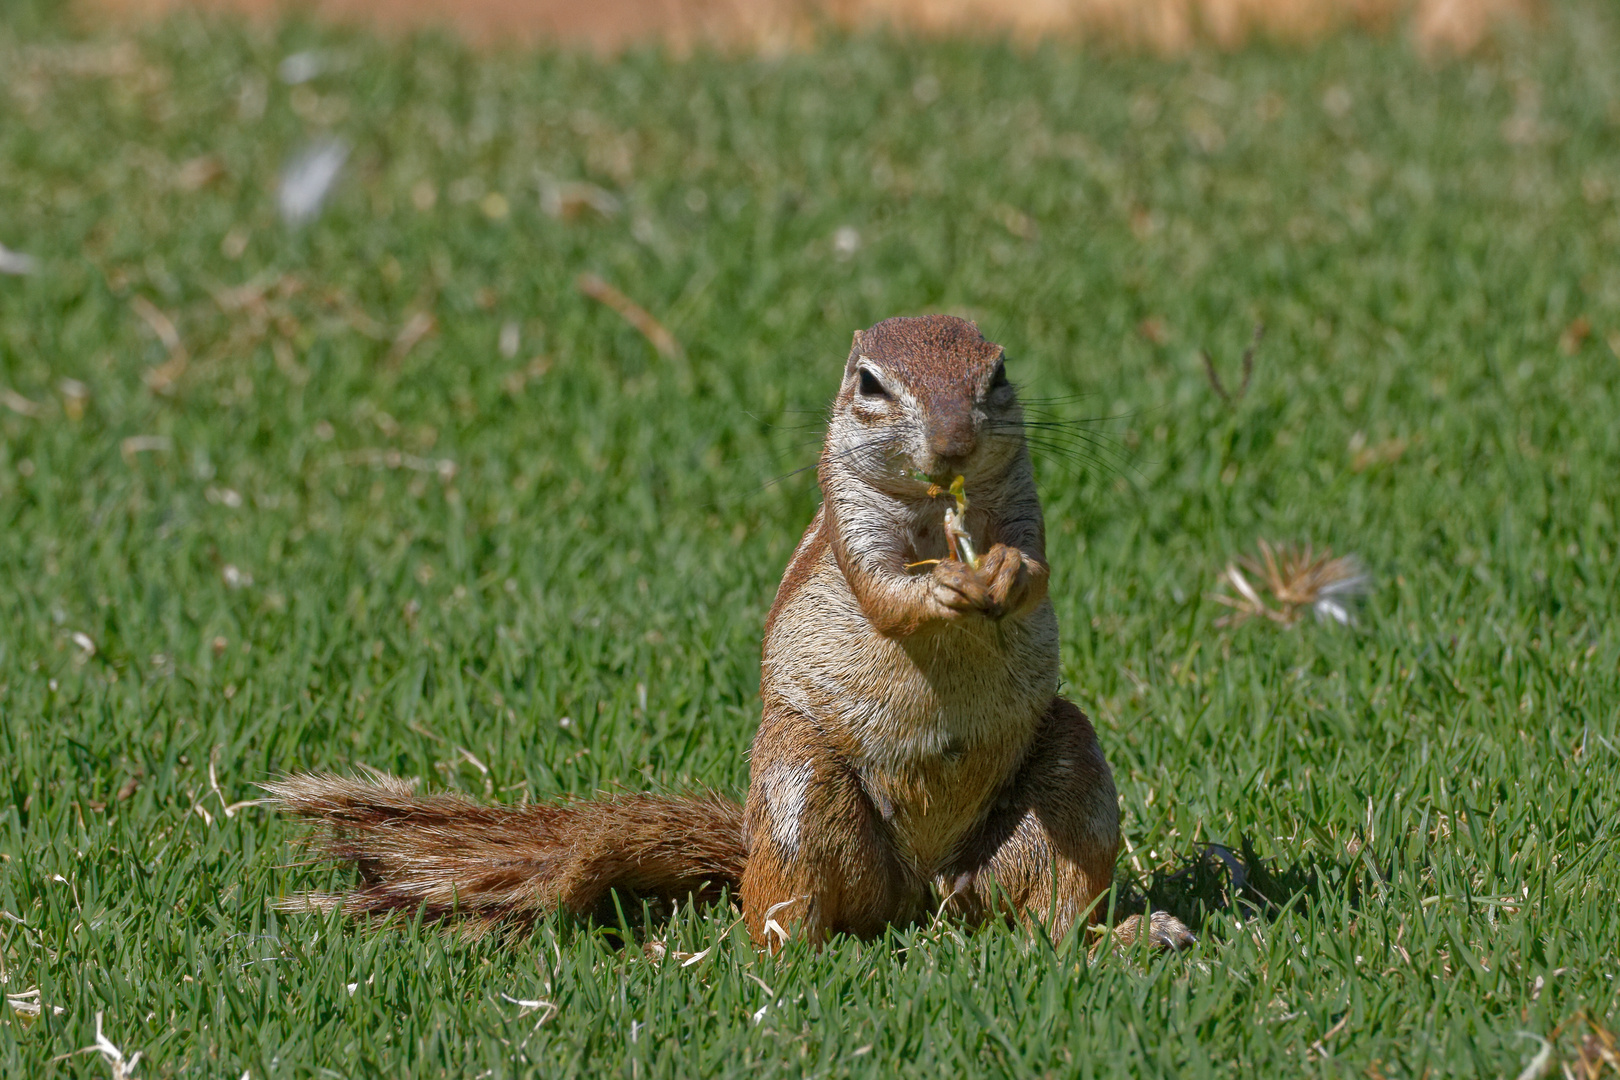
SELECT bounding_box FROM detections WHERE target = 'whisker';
[1020,408,1138,427]
[1017,433,1149,485]
[1016,433,1118,463]
[987,425,1135,469]
[997,422,1132,450]
[1010,392,1106,407]
[1020,441,1123,472]
[998,429,1133,459]
[741,407,834,436]
[754,432,905,493]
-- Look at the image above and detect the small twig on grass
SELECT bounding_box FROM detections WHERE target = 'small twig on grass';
[1514,1032,1553,1080]
[119,435,173,465]
[577,273,685,361]
[131,296,188,395]
[56,1012,141,1079]
[1,388,44,417]
[386,311,437,367]
[1308,1013,1351,1060]
[208,746,270,818]
[643,910,747,968]
[500,992,560,1025]
[6,987,65,1019]
[1201,322,1264,405]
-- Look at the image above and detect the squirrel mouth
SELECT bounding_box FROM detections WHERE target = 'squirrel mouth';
[911,465,967,485]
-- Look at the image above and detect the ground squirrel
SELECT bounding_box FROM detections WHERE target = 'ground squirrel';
[269,314,1194,953]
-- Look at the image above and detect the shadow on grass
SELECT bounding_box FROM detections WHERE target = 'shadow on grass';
[1114,837,1366,932]
[542,839,1366,952]
[326,843,1364,951]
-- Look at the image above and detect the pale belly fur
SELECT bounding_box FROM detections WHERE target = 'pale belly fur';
[762,557,1059,876]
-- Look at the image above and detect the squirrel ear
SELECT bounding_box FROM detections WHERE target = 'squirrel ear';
[844,330,865,378]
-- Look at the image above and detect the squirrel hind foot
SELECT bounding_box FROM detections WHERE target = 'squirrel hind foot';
[1097,911,1198,957]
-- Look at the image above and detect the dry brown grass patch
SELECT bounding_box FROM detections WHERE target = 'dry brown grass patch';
[85,0,1537,55]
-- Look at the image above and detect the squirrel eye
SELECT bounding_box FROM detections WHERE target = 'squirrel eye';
[989,361,1009,390]
[858,368,891,400]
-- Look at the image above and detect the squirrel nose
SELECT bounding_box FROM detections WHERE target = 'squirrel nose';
[928,423,976,466]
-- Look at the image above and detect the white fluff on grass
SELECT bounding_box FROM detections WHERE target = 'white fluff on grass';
[278,139,349,226]
[0,242,36,275]
[278,50,324,85]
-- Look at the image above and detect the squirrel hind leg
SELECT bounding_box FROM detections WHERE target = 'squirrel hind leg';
[940,699,1198,954]
[938,697,1127,939]
[739,733,923,949]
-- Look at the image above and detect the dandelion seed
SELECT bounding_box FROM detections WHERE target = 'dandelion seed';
[0,242,36,276]
[833,226,861,259]
[278,51,324,85]
[278,139,349,227]
[59,379,89,420]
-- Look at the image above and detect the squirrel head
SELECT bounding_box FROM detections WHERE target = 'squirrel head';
[826,315,1024,494]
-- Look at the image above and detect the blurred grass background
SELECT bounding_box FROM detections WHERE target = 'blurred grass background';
[2,0,1619,1075]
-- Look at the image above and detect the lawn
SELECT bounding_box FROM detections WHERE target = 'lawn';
[2,3,1619,1076]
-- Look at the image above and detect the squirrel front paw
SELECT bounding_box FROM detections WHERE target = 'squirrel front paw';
[977,543,1032,617]
[928,544,1022,619]
[931,559,995,616]
[929,544,1040,621]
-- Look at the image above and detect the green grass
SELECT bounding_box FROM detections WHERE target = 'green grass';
[3,4,1620,1076]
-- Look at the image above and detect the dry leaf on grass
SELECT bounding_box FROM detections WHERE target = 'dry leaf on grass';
[1212,538,1369,627]
[539,177,620,221]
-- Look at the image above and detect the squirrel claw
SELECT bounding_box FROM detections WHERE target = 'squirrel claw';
[931,559,991,614]
[937,542,1030,620]
[930,553,1016,619]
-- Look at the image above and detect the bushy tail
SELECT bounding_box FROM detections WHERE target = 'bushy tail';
[265,770,747,932]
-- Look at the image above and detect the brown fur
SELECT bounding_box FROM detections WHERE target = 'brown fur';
[270,315,1193,954]
[762,505,829,640]
[265,771,745,931]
